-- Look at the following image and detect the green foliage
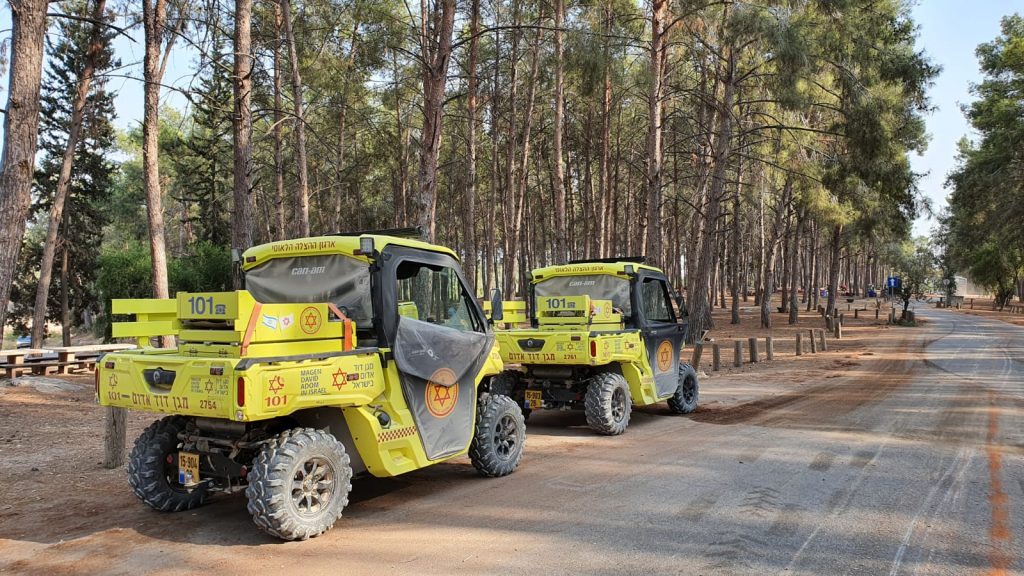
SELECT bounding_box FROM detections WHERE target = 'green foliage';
[9,0,120,333]
[941,13,1024,308]
[889,239,936,314]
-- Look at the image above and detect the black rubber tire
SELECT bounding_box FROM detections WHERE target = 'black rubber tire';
[584,372,631,435]
[127,415,208,512]
[469,394,526,477]
[489,370,531,421]
[246,428,352,541]
[668,362,699,414]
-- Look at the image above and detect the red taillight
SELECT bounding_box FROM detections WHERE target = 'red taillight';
[590,341,597,357]
[237,377,245,407]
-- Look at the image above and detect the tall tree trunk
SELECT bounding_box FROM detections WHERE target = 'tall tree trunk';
[272,3,286,240]
[551,0,567,263]
[730,158,742,324]
[333,15,361,233]
[414,0,456,242]
[788,207,805,324]
[143,0,180,345]
[826,223,842,317]
[31,0,107,348]
[0,0,47,334]
[232,0,254,285]
[463,0,480,293]
[281,0,310,237]
[60,245,71,347]
[644,0,668,266]
[688,47,735,343]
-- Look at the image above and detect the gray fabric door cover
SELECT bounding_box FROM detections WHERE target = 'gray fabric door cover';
[393,317,494,460]
[648,333,684,398]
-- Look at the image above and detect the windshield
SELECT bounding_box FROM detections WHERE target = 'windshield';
[534,274,631,316]
[245,254,373,327]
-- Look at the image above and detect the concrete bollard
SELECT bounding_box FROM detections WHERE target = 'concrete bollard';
[712,343,721,371]
[691,342,704,369]
[795,333,803,356]
[809,329,818,353]
[749,337,760,363]
[765,336,774,361]
[734,340,743,367]
[818,329,828,351]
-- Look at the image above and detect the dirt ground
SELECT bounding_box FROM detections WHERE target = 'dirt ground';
[0,301,916,574]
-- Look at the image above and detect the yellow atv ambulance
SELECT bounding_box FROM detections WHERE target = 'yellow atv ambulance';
[97,230,525,540]
[489,257,698,435]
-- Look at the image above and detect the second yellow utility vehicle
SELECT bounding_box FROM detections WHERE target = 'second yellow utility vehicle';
[97,230,525,540]
[490,258,699,435]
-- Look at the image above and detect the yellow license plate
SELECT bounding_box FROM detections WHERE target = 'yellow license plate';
[525,390,543,409]
[178,452,200,486]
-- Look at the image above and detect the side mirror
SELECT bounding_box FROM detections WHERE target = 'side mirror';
[489,289,504,322]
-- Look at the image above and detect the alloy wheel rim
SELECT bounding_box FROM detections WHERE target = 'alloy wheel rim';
[291,457,336,517]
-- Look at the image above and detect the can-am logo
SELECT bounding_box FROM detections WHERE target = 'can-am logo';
[568,280,596,287]
[291,266,326,276]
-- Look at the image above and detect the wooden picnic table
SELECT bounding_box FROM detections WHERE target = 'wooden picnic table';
[47,344,137,375]
[0,348,51,378]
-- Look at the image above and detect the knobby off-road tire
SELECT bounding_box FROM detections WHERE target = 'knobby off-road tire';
[128,415,208,512]
[469,394,526,477]
[489,370,531,421]
[667,362,699,414]
[584,372,631,435]
[246,428,352,541]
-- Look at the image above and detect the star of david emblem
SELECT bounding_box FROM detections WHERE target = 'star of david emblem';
[331,369,348,390]
[204,379,214,393]
[432,385,452,407]
[300,307,322,334]
[108,373,118,388]
[268,376,285,395]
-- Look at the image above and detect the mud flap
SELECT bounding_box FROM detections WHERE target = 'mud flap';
[393,317,494,460]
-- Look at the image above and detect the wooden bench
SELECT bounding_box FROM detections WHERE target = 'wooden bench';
[48,344,136,375]
[0,348,51,379]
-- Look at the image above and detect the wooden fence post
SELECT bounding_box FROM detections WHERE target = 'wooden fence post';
[818,329,828,351]
[875,309,879,320]
[104,407,127,468]
[854,309,859,319]
[809,329,818,353]
[734,340,743,367]
[748,337,760,363]
[712,343,721,371]
[834,321,842,339]
[795,333,803,356]
[765,336,774,361]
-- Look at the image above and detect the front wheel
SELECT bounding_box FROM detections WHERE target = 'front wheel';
[584,372,631,435]
[469,394,526,477]
[246,428,352,541]
[128,415,208,512]
[668,363,699,414]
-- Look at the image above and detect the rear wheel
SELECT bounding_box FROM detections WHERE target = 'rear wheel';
[584,372,631,435]
[489,370,530,420]
[668,363,699,414]
[469,394,526,477]
[128,415,208,512]
[246,428,352,541]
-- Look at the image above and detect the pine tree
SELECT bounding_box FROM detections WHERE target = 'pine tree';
[169,29,234,247]
[12,0,119,339]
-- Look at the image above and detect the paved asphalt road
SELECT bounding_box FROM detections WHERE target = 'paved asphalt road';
[1,306,1021,575]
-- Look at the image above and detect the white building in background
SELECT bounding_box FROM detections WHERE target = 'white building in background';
[953,275,989,297]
